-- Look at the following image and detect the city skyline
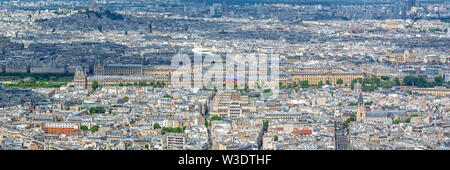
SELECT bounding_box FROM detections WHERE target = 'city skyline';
[0,0,448,151]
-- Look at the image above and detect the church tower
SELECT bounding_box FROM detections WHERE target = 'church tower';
[94,59,104,76]
[74,66,87,90]
[356,93,366,122]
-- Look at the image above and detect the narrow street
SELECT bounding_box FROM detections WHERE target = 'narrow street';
[335,123,350,150]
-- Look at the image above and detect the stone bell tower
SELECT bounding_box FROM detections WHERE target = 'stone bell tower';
[356,93,366,122]
[74,66,87,90]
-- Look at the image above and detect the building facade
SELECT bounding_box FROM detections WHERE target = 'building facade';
[41,122,80,136]
[291,72,363,85]
[411,87,450,96]
[210,91,257,119]
[387,48,418,63]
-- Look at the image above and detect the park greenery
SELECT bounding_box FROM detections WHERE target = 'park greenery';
[153,123,161,129]
[80,125,89,131]
[160,127,185,135]
[90,125,100,132]
[1,73,74,89]
[89,106,105,114]
[210,115,224,121]
[80,9,124,21]
[351,76,446,92]
[91,80,100,91]
[277,75,446,92]
[3,79,68,88]
[263,120,269,129]
[263,89,272,93]
[0,73,73,80]
[343,114,356,126]
[80,125,99,132]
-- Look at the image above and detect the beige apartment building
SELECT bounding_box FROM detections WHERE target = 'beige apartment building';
[411,86,450,96]
[210,91,257,119]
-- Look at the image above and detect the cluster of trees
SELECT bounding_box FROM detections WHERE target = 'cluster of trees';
[161,127,186,135]
[343,114,356,126]
[248,93,261,97]
[3,79,68,89]
[277,75,446,92]
[53,10,69,15]
[83,9,124,21]
[89,106,105,114]
[210,115,224,121]
[80,125,100,132]
[351,76,446,92]
[1,73,73,89]
[403,76,444,88]
[91,80,100,91]
[393,114,421,124]
[0,73,73,81]
[351,77,404,91]
[163,94,173,98]
[153,123,161,129]
[263,120,269,129]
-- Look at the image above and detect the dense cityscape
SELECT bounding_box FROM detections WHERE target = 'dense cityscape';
[0,0,448,150]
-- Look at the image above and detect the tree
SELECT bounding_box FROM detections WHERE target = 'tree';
[343,114,356,126]
[210,115,224,121]
[434,76,444,86]
[291,81,298,88]
[381,76,389,80]
[80,125,89,131]
[92,80,99,91]
[122,96,129,101]
[317,81,324,88]
[263,120,269,129]
[300,80,309,88]
[393,78,400,86]
[279,82,284,89]
[89,106,105,114]
[336,79,343,85]
[139,81,148,86]
[381,80,396,89]
[325,80,331,85]
[405,117,411,123]
[364,77,381,86]
[153,123,161,129]
[403,76,427,87]
[274,135,278,141]
[393,119,401,124]
[90,125,99,132]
